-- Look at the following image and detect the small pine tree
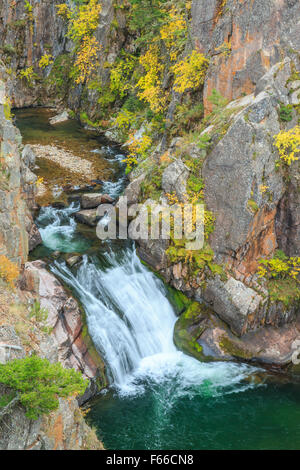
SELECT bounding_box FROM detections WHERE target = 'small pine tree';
[0,356,88,420]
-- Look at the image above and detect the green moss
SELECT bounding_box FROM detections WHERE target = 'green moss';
[46,54,72,97]
[187,174,204,193]
[287,63,300,84]
[166,286,192,315]
[266,278,300,308]
[278,103,293,122]
[8,19,26,29]
[0,392,16,408]
[140,163,164,201]
[0,44,16,56]
[218,335,254,360]
[174,302,213,362]
[247,199,259,214]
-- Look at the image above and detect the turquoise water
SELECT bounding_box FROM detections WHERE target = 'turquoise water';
[17,108,300,451]
[88,381,300,450]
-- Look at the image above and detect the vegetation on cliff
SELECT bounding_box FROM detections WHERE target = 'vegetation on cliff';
[0,356,87,420]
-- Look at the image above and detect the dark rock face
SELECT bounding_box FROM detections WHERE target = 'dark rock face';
[275,183,300,258]
[202,59,300,277]
[0,0,119,113]
[0,0,68,107]
[27,221,42,252]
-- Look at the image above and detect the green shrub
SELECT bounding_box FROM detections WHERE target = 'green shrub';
[29,300,48,323]
[279,104,293,122]
[0,356,88,420]
[122,95,144,113]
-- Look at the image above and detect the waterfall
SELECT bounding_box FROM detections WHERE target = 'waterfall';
[51,249,177,388]
[51,247,259,397]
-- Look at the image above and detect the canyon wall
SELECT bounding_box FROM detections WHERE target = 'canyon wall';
[0,0,299,384]
[0,66,105,449]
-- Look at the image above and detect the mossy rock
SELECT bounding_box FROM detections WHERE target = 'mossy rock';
[288,362,300,378]
[267,278,300,308]
[218,334,254,360]
[173,302,211,362]
[166,286,192,315]
[81,324,108,390]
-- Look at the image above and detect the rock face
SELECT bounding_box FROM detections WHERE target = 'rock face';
[203,58,300,277]
[0,67,40,264]
[0,384,103,450]
[191,0,300,112]
[0,0,68,107]
[0,325,25,363]
[174,301,300,368]
[0,305,104,450]
[0,0,117,111]
[23,260,107,402]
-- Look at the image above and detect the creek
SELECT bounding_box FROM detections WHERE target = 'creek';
[16,108,300,450]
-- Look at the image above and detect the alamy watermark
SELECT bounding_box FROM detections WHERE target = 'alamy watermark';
[95,196,205,250]
[292,339,300,365]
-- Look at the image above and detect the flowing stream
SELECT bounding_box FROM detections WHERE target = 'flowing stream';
[17,109,300,450]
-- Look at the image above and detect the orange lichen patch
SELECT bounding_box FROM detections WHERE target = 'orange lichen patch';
[261,50,271,69]
[230,206,277,277]
[49,414,65,450]
[204,26,266,114]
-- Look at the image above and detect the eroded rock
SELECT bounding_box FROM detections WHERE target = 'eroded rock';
[74,209,99,227]
[81,193,113,209]
[49,110,69,125]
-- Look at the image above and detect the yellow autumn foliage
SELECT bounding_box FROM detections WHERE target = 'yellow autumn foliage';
[67,0,102,43]
[274,125,300,166]
[172,50,209,94]
[74,36,100,84]
[39,53,54,69]
[123,133,152,171]
[0,255,19,289]
[137,45,166,113]
[258,255,300,282]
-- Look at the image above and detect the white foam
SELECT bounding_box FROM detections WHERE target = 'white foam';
[52,248,260,398]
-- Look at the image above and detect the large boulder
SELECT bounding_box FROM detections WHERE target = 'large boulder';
[49,110,69,125]
[123,173,145,206]
[74,209,99,227]
[21,145,36,170]
[81,193,113,209]
[203,276,265,337]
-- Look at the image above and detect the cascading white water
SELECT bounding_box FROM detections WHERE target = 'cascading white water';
[37,203,83,253]
[51,249,177,387]
[51,247,259,397]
